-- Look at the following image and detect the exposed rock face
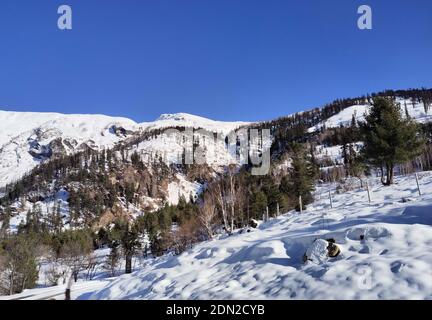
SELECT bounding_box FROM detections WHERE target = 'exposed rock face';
[48,138,67,155]
[28,139,52,160]
[109,125,133,137]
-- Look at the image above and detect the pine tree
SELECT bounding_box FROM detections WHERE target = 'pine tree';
[250,190,267,219]
[361,97,425,186]
[109,220,141,274]
[282,143,316,211]
[261,177,281,216]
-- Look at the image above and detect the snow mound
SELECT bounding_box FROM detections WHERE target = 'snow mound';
[222,240,288,264]
[304,239,329,264]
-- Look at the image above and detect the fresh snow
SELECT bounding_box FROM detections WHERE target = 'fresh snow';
[4,172,432,300]
[86,172,432,300]
[132,129,239,167]
[315,143,363,165]
[167,174,203,206]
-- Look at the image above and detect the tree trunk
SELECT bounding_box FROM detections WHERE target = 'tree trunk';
[389,165,394,185]
[125,252,132,274]
[9,272,14,296]
[380,166,386,185]
[221,206,229,234]
[231,206,234,232]
[384,164,394,185]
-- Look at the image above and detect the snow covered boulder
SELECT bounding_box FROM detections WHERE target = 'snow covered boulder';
[303,239,341,264]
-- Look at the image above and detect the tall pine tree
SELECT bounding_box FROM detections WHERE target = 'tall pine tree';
[280,143,316,211]
[361,97,425,186]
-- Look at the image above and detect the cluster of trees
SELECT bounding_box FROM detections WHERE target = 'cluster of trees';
[316,97,427,186]
[0,224,94,295]
[263,88,432,158]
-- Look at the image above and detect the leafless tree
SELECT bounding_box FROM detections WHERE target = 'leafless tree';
[60,241,91,282]
[209,180,230,233]
[198,192,217,239]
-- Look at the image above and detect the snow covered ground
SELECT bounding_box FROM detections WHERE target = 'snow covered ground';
[3,172,432,300]
[308,98,432,133]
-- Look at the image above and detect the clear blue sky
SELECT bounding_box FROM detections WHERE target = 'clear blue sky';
[0,0,431,122]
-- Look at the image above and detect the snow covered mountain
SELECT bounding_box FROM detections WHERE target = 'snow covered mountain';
[1,96,429,190]
[140,112,250,134]
[1,89,432,300]
[0,111,249,189]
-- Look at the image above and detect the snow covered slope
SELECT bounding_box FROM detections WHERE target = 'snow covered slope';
[85,172,432,299]
[5,172,431,300]
[0,110,141,188]
[0,111,249,189]
[308,98,432,133]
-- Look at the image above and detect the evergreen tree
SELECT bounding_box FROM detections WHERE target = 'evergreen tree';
[250,190,267,219]
[261,177,281,216]
[0,234,39,295]
[109,220,141,274]
[282,143,316,211]
[360,97,425,185]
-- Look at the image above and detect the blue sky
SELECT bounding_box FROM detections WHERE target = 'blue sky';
[0,0,431,122]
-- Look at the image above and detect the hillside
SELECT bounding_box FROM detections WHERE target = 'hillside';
[3,172,432,300]
[0,111,249,190]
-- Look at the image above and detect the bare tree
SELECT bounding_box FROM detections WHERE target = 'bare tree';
[198,192,217,239]
[225,165,246,231]
[207,166,246,234]
[61,242,90,282]
[104,246,121,277]
[209,180,230,233]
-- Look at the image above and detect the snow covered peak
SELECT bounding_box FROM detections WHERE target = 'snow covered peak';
[142,112,251,134]
[0,109,251,188]
[0,110,141,188]
[156,112,197,121]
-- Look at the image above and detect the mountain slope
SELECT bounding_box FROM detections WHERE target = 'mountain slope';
[3,173,432,300]
[0,111,249,189]
[83,173,432,299]
[0,111,140,188]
